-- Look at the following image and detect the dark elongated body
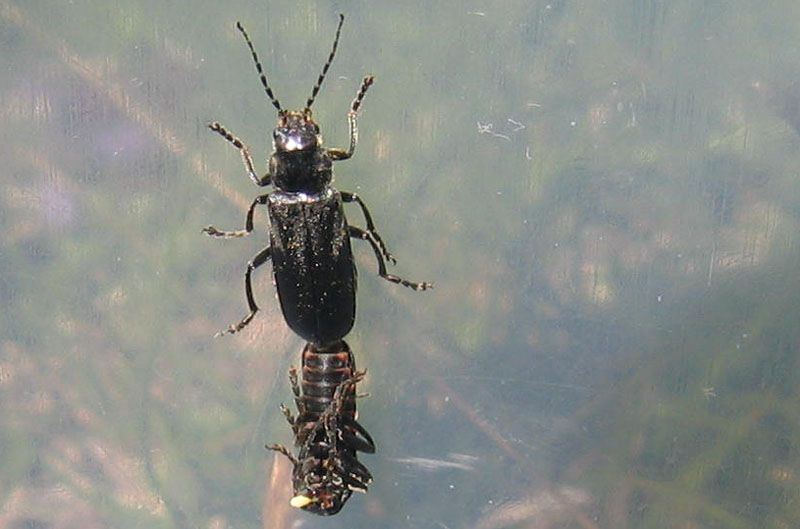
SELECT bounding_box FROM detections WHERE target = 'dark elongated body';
[268,189,356,345]
[203,15,431,344]
[269,340,374,515]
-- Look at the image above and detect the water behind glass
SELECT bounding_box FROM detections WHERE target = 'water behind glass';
[3,0,800,527]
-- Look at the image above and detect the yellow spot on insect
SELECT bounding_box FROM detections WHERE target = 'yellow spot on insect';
[290,495,315,508]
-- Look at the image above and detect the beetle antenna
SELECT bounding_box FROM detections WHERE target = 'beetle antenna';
[305,14,345,112]
[236,22,283,114]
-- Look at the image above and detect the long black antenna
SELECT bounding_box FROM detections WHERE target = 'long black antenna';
[236,21,283,114]
[305,14,345,112]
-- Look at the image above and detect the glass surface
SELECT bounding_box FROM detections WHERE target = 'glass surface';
[3,1,800,527]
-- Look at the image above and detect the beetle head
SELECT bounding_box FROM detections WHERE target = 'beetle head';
[290,460,354,516]
[273,111,321,153]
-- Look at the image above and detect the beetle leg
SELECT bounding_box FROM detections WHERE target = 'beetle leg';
[349,227,433,290]
[318,377,353,448]
[288,366,307,416]
[203,194,268,238]
[338,452,373,486]
[340,421,376,454]
[349,75,374,115]
[279,403,295,426]
[208,121,272,186]
[215,246,272,336]
[341,191,395,265]
[267,443,299,466]
[327,76,374,161]
[288,367,301,399]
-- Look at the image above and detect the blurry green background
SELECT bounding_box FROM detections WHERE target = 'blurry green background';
[3,1,800,528]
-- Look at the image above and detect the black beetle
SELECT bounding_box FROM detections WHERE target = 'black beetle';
[269,340,374,515]
[204,15,431,345]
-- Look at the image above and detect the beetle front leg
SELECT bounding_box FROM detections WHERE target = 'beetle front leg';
[208,121,272,187]
[203,194,268,238]
[327,76,374,161]
[215,246,272,337]
[349,227,433,291]
[341,191,395,265]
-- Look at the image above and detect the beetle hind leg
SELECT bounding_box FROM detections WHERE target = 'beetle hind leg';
[215,246,272,336]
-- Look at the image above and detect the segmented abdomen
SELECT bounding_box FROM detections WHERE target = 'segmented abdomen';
[295,340,358,425]
[270,339,375,516]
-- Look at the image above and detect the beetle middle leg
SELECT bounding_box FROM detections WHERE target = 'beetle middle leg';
[203,194,268,238]
[215,246,272,336]
[341,191,395,265]
[349,227,432,291]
